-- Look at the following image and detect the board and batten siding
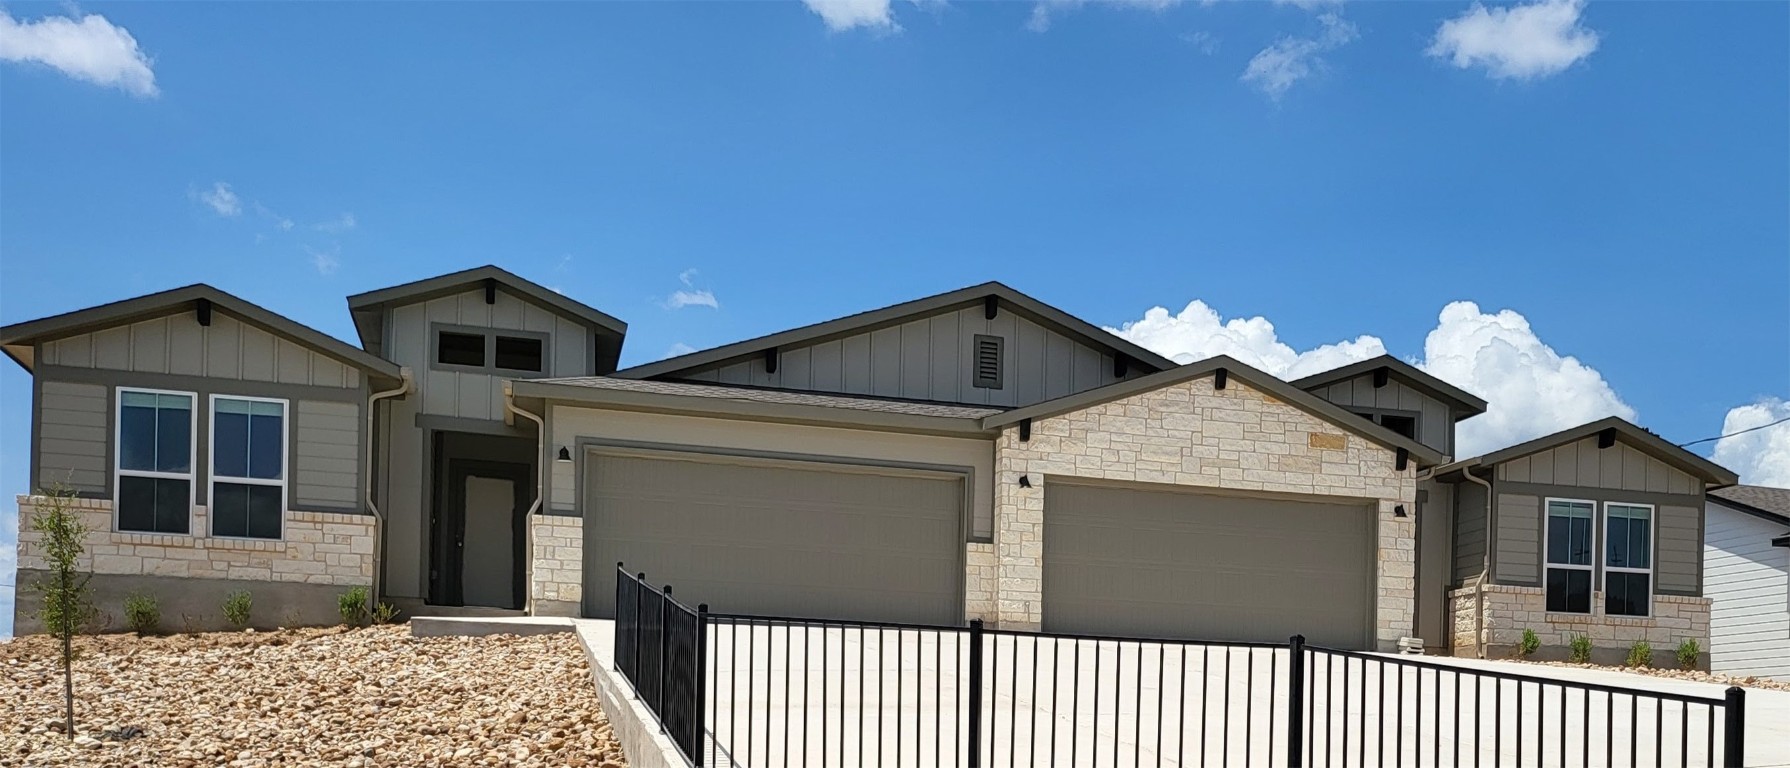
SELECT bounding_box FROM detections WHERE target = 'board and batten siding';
[670,305,1142,407]
[1703,502,1790,679]
[1306,375,1455,457]
[38,312,361,389]
[293,400,361,510]
[383,287,593,421]
[34,380,109,495]
[1494,437,1703,495]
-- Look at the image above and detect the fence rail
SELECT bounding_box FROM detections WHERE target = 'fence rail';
[612,567,1747,768]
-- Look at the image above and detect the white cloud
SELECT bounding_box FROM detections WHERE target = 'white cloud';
[313,213,356,234]
[306,245,340,276]
[195,182,241,217]
[1241,13,1357,99]
[1428,0,1599,80]
[1183,30,1220,55]
[663,269,719,310]
[1712,398,1790,487]
[1108,298,1637,458]
[665,342,698,359]
[803,0,899,32]
[0,10,157,97]
[253,202,294,231]
[1027,0,1182,33]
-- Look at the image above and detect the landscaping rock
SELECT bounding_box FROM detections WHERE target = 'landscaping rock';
[0,625,626,766]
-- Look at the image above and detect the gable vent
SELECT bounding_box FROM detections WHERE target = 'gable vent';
[973,334,1004,390]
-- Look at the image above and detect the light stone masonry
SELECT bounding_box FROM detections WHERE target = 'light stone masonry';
[991,375,1418,650]
[1447,584,1711,668]
[14,494,373,587]
[529,514,585,608]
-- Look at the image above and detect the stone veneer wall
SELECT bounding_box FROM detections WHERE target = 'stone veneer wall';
[530,514,584,615]
[991,375,1418,650]
[15,495,373,585]
[1447,584,1711,668]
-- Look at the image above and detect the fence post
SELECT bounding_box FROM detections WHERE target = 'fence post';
[613,563,625,674]
[695,603,708,768]
[967,619,985,768]
[1288,635,1306,768]
[1723,686,1745,768]
[659,585,673,734]
[635,572,646,691]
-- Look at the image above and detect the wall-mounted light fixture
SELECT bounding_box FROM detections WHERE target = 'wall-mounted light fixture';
[1018,475,1032,488]
[1394,504,1408,518]
[556,446,572,463]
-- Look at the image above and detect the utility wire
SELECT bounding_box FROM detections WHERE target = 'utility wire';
[1678,415,1790,448]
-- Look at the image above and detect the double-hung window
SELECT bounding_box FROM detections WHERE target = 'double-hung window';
[210,396,287,539]
[1604,503,1654,617]
[116,389,195,534]
[1544,498,1595,614]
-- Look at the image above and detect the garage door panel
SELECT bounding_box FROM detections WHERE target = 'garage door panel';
[1044,483,1374,649]
[583,452,963,625]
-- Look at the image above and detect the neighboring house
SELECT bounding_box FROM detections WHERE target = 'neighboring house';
[0,268,1741,656]
[1704,485,1790,679]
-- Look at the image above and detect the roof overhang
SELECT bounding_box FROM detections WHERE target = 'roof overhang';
[1,284,403,385]
[510,379,998,439]
[1448,417,1739,487]
[1290,355,1489,419]
[613,281,1178,381]
[981,354,1446,467]
[1708,492,1790,530]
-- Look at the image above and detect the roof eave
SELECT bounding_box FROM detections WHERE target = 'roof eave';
[1472,417,1739,486]
[1290,356,1489,417]
[512,379,998,439]
[345,265,628,338]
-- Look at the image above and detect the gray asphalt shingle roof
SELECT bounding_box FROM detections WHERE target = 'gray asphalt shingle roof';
[532,376,1008,420]
[1710,484,1790,523]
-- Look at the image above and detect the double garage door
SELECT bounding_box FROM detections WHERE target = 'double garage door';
[581,450,965,625]
[1043,482,1376,649]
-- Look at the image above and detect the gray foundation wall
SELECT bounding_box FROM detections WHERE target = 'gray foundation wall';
[12,570,352,635]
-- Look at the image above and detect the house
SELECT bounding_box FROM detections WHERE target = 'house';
[1,267,1740,657]
[1704,485,1790,679]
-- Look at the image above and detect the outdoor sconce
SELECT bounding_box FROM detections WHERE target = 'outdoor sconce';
[1394,504,1408,518]
[1019,475,1033,488]
[556,446,572,463]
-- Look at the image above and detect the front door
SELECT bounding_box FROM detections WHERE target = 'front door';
[433,460,530,609]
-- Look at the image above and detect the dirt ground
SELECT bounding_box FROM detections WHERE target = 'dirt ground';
[0,625,627,767]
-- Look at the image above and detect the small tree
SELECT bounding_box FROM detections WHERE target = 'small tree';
[28,488,96,739]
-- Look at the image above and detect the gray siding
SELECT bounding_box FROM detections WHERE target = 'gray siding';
[1307,375,1454,457]
[1704,503,1790,679]
[1453,480,1488,584]
[34,380,109,494]
[1657,504,1701,595]
[1494,438,1702,495]
[294,400,360,509]
[384,287,592,421]
[1494,493,1541,585]
[40,312,361,389]
[670,306,1141,407]
[1417,479,1455,648]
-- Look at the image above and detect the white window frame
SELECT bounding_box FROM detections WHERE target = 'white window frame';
[113,386,198,535]
[1544,496,1597,615]
[1603,501,1656,618]
[208,394,290,541]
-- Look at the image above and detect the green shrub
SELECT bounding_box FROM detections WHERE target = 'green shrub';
[371,602,399,625]
[1569,633,1593,664]
[1517,628,1540,658]
[1627,640,1653,668]
[123,593,159,634]
[338,586,369,627]
[1676,639,1700,670]
[223,590,253,629]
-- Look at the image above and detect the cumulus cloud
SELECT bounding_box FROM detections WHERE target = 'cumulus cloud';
[1241,13,1358,99]
[663,269,719,310]
[195,182,241,217]
[0,10,157,97]
[1026,0,1182,33]
[1109,298,1637,458]
[802,0,899,32]
[1428,0,1599,80]
[1712,398,1790,487]
[313,213,356,234]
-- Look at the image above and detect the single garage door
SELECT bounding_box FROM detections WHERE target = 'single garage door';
[1043,482,1375,649]
[582,450,964,624]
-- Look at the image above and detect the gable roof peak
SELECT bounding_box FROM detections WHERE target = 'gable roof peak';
[1290,354,1488,418]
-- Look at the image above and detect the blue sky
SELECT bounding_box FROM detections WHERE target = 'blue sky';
[1,0,1786,636]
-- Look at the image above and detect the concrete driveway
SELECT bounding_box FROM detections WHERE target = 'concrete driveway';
[589,619,1785,767]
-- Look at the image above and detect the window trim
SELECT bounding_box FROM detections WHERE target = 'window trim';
[429,323,553,378]
[113,386,198,536]
[1543,496,1597,615]
[1347,406,1423,443]
[208,393,290,541]
[1602,501,1656,618]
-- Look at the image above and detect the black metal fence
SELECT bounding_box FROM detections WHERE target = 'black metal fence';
[612,567,1748,768]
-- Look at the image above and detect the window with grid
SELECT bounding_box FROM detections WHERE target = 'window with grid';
[1545,499,1594,614]
[211,397,286,539]
[1605,503,1653,617]
[116,389,194,534]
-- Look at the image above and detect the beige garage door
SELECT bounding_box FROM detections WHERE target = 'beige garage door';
[1043,482,1375,649]
[582,450,964,624]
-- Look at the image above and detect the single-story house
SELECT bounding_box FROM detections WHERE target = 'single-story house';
[1,267,1740,658]
[1704,485,1790,679]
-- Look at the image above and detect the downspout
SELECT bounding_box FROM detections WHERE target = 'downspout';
[365,368,413,610]
[503,381,547,615]
[1462,466,1494,659]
